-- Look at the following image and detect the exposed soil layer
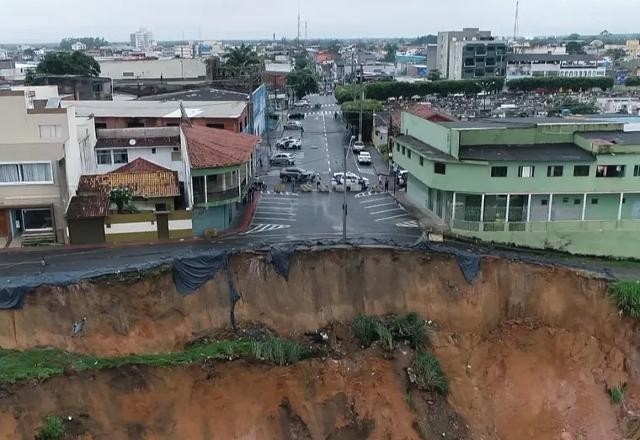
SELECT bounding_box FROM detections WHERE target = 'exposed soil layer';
[0,248,639,439]
[0,352,462,440]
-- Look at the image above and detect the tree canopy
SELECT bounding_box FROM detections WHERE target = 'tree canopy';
[413,35,438,45]
[427,69,441,81]
[626,76,640,87]
[59,37,108,51]
[547,97,598,116]
[224,44,260,68]
[383,43,398,63]
[340,100,383,141]
[286,62,318,99]
[566,41,586,55]
[335,78,505,104]
[35,52,100,77]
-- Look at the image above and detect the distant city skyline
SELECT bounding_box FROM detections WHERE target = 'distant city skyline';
[1,0,638,44]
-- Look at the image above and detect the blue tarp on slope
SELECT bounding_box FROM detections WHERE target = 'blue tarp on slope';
[172,250,228,295]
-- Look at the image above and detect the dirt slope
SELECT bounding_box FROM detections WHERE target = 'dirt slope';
[0,248,639,439]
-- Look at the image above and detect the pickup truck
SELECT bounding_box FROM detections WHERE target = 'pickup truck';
[279,139,302,150]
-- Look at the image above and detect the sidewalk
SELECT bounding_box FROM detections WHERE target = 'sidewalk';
[369,144,447,233]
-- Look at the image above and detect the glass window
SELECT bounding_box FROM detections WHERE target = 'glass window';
[171,148,181,161]
[396,143,400,152]
[407,149,411,159]
[113,149,129,164]
[634,165,640,177]
[419,156,424,166]
[541,199,548,206]
[434,162,446,174]
[97,150,112,165]
[573,165,590,176]
[0,162,52,184]
[596,165,625,178]
[38,125,62,139]
[491,166,508,177]
[547,166,563,177]
[518,165,534,178]
[0,164,20,182]
[20,163,52,182]
[591,198,599,205]
[22,208,53,230]
[402,146,406,155]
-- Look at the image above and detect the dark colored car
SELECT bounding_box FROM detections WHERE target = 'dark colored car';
[280,167,315,182]
[289,112,305,120]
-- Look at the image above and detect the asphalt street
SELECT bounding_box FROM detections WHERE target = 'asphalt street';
[249,93,421,241]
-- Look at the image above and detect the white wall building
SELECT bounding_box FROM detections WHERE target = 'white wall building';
[71,42,87,52]
[174,44,194,59]
[506,54,607,80]
[99,58,206,80]
[130,28,154,51]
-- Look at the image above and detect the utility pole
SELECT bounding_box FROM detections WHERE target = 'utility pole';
[297,3,301,49]
[343,135,355,240]
[358,89,364,142]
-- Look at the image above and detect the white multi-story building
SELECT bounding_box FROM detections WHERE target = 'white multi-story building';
[130,28,154,51]
[71,41,87,52]
[506,54,607,80]
[174,44,194,59]
[0,90,82,244]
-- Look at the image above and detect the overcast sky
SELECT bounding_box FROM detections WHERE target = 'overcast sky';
[1,0,637,43]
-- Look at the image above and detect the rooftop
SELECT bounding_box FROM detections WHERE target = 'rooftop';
[395,135,457,162]
[577,131,640,146]
[506,53,599,63]
[62,100,247,119]
[264,63,292,73]
[138,87,249,102]
[438,117,619,129]
[459,143,596,163]
[78,160,180,198]
[182,124,259,169]
[66,194,110,220]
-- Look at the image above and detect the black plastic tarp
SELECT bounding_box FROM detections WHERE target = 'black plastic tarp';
[172,250,228,295]
[267,246,295,280]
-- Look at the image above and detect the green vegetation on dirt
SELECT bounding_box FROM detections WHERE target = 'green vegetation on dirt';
[37,416,66,440]
[506,76,614,92]
[608,385,626,404]
[610,281,640,319]
[0,338,309,384]
[411,352,449,395]
[353,313,428,350]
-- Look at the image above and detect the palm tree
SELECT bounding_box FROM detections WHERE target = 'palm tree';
[224,44,260,68]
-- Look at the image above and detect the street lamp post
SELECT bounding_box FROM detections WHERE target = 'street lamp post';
[343,135,356,240]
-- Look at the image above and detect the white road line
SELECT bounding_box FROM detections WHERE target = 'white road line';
[374,213,411,222]
[370,207,405,215]
[256,210,297,215]
[364,202,396,209]
[360,197,391,204]
[259,201,297,205]
[252,217,296,222]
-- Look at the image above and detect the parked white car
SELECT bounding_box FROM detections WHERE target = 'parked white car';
[293,99,309,107]
[352,140,365,153]
[357,151,372,165]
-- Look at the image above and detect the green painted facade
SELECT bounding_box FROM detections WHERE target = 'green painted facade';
[395,113,640,258]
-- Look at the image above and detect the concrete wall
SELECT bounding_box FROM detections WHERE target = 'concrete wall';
[99,59,207,80]
[94,146,184,181]
[104,210,192,243]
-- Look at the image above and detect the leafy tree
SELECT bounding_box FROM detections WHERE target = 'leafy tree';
[59,37,108,51]
[294,56,309,70]
[427,69,441,81]
[340,99,383,141]
[35,52,100,76]
[110,187,133,214]
[413,35,437,45]
[224,44,260,68]
[286,66,318,100]
[327,40,342,54]
[384,43,398,63]
[626,76,640,87]
[567,33,581,41]
[566,41,586,55]
[547,97,598,115]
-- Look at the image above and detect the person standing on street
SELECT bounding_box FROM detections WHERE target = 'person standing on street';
[384,178,389,192]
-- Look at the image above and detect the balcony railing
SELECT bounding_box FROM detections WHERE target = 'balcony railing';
[194,187,240,205]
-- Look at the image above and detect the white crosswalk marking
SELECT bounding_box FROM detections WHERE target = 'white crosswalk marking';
[244,224,292,234]
[396,220,419,228]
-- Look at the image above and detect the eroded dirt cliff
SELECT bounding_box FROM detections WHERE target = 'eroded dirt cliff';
[0,247,638,439]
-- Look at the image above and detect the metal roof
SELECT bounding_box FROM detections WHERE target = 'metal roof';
[506,53,599,63]
[62,100,247,119]
[459,143,596,163]
[395,135,457,161]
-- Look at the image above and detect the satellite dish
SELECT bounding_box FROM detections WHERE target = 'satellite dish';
[129,139,137,146]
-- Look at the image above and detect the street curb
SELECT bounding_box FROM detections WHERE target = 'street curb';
[217,192,262,238]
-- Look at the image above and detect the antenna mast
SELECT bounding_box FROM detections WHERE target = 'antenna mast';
[297,4,301,47]
[513,0,520,42]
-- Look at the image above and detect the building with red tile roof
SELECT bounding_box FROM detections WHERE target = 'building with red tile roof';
[182,124,259,169]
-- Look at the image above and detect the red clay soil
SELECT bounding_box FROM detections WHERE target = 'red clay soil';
[0,353,438,440]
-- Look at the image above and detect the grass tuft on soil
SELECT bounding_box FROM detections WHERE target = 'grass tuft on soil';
[353,313,429,351]
[611,281,640,319]
[0,338,309,384]
[37,415,65,440]
[411,351,449,395]
[608,384,625,404]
